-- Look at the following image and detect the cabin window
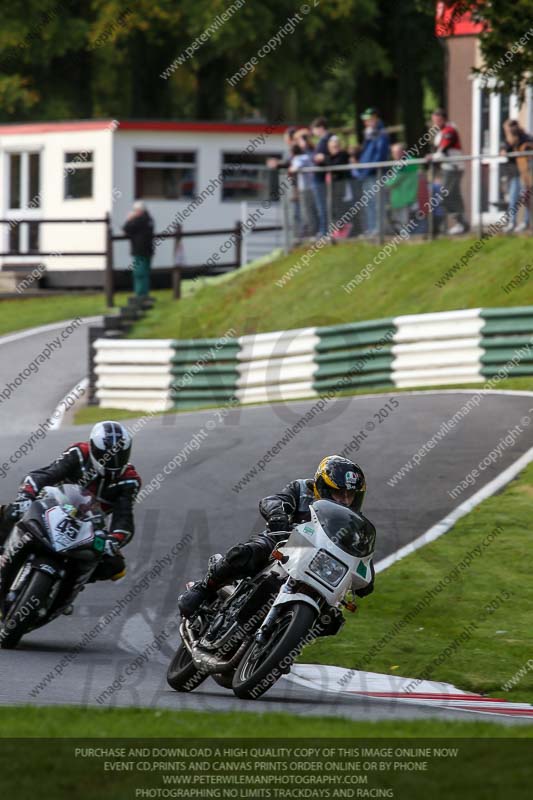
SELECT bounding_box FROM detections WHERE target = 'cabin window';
[135,151,196,199]
[64,151,93,199]
[221,152,281,201]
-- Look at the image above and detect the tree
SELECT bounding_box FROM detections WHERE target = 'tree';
[0,0,445,145]
[453,0,533,100]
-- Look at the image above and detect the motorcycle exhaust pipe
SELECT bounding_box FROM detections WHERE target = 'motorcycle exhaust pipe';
[181,620,248,674]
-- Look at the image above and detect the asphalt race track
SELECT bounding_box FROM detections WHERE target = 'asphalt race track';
[1,382,533,723]
[0,318,97,435]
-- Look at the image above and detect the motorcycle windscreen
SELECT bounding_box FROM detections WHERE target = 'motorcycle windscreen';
[312,500,375,557]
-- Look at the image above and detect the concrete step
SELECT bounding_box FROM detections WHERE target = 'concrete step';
[0,272,20,292]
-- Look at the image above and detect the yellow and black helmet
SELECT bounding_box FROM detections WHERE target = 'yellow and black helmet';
[313,455,366,511]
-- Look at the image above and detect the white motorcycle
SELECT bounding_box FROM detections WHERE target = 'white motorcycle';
[168,499,375,699]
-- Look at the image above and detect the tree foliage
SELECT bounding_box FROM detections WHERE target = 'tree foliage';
[0,0,444,144]
[452,0,533,100]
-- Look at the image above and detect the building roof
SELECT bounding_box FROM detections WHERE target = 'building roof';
[0,119,287,136]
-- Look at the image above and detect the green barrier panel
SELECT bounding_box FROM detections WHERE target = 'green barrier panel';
[170,387,236,400]
[316,326,396,352]
[481,348,533,364]
[171,352,240,365]
[171,374,239,389]
[314,372,395,392]
[171,365,239,377]
[318,317,396,334]
[481,364,533,377]
[314,355,394,380]
[315,345,394,365]
[481,334,533,349]
[480,306,533,319]
[480,307,533,336]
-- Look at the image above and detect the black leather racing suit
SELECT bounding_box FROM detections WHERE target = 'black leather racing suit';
[0,441,141,582]
[208,478,376,597]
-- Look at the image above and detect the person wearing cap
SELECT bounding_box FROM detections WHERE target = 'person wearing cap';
[122,201,155,298]
[353,108,390,237]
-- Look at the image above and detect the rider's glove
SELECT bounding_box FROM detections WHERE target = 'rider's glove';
[104,536,121,558]
[267,514,290,533]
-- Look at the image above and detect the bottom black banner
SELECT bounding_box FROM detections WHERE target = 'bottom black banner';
[1,738,532,799]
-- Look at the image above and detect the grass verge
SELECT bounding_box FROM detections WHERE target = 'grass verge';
[0,708,532,799]
[0,293,129,338]
[0,705,532,738]
[302,461,533,705]
[128,237,533,339]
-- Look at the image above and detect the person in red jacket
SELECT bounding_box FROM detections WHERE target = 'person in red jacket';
[428,108,469,235]
[0,421,141,581]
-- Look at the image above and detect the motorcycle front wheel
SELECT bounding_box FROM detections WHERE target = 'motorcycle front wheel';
[232,602,317,700]
[0,569,54,649]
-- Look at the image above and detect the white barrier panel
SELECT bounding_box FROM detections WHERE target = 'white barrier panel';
[238,328,319,361]
[94,339,175,364]
[393,340,483,370]
[95,365,173,390]
[394,309,483,343]
[394,366,483,388]
[237,353,316,389]
[236,381,317,404]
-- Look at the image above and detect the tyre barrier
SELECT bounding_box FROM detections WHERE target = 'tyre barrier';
[92,306,533,411]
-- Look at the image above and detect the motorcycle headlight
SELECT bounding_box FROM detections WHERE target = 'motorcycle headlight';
[308,550,348,587]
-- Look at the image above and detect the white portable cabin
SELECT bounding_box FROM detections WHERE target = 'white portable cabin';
[0,119,286,289]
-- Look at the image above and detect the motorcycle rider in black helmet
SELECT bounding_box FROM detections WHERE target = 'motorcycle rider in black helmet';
[178,455,376,622]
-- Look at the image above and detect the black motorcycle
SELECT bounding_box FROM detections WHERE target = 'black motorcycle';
[0,484,108,649]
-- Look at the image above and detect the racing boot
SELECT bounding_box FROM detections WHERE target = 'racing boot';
[178,554,232,618]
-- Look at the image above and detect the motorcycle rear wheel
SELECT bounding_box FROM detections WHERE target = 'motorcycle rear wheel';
[167,641,208,692]
[0,570,54,649]
[232,602,317,700]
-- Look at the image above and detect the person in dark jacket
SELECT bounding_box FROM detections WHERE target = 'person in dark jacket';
[123,201,155,297]
[353,108,390,236]
[0,421,141,584]
[310,117,333,237]
[324,136,352,235]
[178,455,376,620]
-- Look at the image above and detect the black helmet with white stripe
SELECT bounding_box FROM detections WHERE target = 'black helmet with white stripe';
[89,421,132,480]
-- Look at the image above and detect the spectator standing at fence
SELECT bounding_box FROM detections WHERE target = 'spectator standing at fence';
[348,145,364,236]
[385,142,419,231]
[353,108,390,237]
[289,144,317,239]
[500,119,532,233]
[324,136,351,238]
[122,201,155,298]
[429,108,469,235]
[267,127,299,236]
[310,117,332,237]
